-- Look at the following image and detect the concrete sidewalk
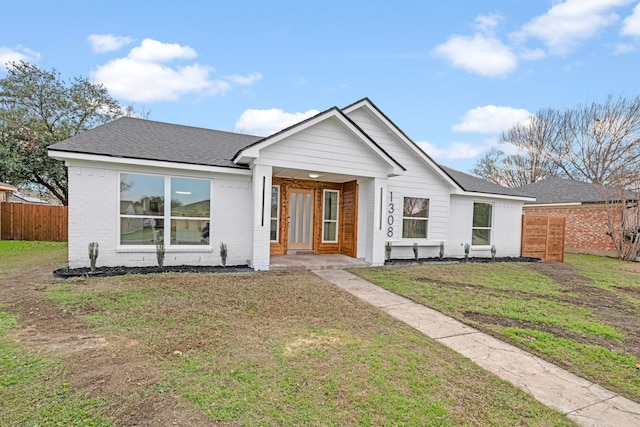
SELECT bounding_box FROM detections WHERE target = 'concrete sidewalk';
[314,269,640,427]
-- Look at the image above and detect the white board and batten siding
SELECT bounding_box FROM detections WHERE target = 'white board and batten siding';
[257,118,392,178]
[66,161,253,268]
[346,107,453,259]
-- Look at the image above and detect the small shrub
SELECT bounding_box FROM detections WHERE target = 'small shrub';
[88,242,99,271]
[464,243,470,262]
[491,244,497,261]
[439,241,445,260]
[413,242,419,261]
[156,240,165,267]
[220,242,228,267]
[385,242,392,261]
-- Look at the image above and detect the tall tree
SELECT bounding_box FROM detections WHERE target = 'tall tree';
[0,61,122,205]
[473,95,640,188]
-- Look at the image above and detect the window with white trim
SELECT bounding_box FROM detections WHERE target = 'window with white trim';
[119,173,211,247]
[270,185,280,242]
[472,202,493,246]
[322,189,339,242]
[402,197,429,238]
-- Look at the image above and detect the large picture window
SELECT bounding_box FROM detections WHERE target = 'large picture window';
[120,173,211,247]
[322,190,339,242]
[270,186,280,242]
[402,197,429,238]
[472,202,493,246]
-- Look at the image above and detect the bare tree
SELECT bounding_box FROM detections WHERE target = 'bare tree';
[473,95,640,188]
[600,174,640,261]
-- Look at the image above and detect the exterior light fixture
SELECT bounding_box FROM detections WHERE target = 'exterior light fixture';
[308,173,320,179]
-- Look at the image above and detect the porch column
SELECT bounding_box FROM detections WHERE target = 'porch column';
[366,177,388,266]
[250,163,273,270]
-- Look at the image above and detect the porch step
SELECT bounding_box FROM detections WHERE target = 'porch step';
[270,254,371,271]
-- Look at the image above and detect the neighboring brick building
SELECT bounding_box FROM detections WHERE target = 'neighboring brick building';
[518,178,621,255]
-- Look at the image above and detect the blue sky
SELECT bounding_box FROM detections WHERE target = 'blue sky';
[2,0,639,173]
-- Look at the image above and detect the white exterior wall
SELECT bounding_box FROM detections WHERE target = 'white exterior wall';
[66,161,253,268]
[250,163,272,270]
[346,108,453,260]
[447,195,524,258]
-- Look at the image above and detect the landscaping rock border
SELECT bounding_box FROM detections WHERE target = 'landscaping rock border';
[53,265,254,278]
[385,256,541,265]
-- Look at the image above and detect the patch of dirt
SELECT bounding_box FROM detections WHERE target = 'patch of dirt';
[0,261,218,426]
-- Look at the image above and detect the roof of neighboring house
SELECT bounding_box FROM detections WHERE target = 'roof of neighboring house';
[0,181,18,192]
[517,177,621,205]
[440,166,534,198]
[48,117,263,169]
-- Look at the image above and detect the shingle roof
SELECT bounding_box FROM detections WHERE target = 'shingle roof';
[516,177,615,204]
[48,117,263,169]
[439,166,534,198]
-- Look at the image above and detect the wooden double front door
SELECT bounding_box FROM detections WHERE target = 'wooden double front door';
[271,178,358,257]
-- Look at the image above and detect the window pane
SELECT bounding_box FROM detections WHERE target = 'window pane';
[323,221,337,241]
[120,174,164,216]
[403,197,429,218]
[171,219,210,245]
[171,178,210,217]
[270,219,278,241]
[324,191,338,221]
[271,186,279,218]
[473,203,492,227]
[402,219,427,238]
[472,229,491,246]
[120,218,164,245]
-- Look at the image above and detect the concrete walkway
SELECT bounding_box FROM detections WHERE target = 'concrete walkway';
[314,269,640,427]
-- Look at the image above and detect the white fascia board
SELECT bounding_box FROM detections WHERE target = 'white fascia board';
[233,109,404,176]
[342,99,460,189]
[453,189,536,202]
[48,150,252,176]
[523,202,583,207]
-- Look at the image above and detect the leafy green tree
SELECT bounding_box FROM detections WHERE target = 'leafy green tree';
[0,61,122,205]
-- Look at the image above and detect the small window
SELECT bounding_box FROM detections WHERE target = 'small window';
[472,202,493,246]
[322,190,339,242]
[270,186,280,242]
[402,197,429,238]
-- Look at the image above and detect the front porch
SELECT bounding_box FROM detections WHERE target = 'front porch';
[270,254,370,271]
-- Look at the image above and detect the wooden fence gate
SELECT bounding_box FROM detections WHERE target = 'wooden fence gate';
[521,215,565,262]
[0,202,68,241]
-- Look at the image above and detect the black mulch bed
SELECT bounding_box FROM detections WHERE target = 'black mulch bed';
[54,265,253,278]
[385,256,541,265]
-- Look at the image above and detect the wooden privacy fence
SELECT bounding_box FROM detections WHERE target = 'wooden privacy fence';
[521,215,565,262]
[0,202,68,241]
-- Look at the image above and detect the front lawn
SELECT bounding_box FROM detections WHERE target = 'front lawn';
[352,254,640,402]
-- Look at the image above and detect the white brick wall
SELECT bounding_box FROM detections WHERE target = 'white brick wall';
[67,162,253,268]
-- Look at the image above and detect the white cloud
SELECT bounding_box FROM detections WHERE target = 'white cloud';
[128,38,196,62]
[88,34,134,53]
[235,108,320,136]
[90,38,261,103]
[0,46,40,70]
[433,34,517,77]
[418,140,491,161]
[512,0,634,54]
[452,105,533,133]
[622,2,640,36]
[473,13,504,34]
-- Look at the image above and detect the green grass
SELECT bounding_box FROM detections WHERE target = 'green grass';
[45,271,573,426]
[0,309,111,426]
[352,254,640,401]
[0,240,67,275]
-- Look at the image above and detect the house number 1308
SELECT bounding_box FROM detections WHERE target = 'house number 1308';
[387,202,395,237]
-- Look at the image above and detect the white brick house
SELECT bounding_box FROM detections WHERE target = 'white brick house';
[48,98,533,270]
